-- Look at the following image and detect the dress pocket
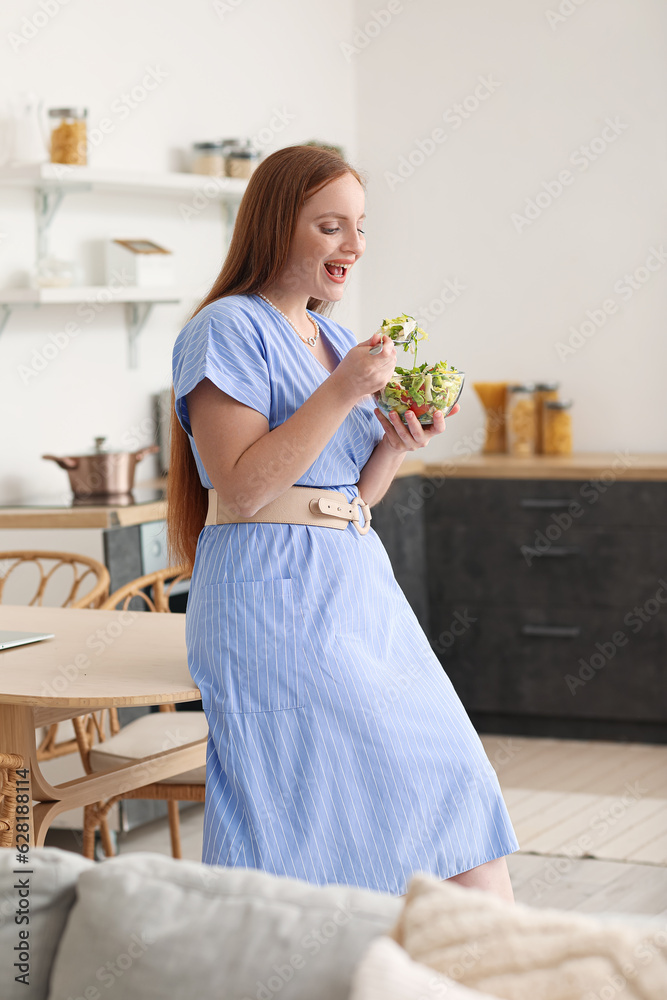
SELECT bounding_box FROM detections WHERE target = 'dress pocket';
[202,578,304,714]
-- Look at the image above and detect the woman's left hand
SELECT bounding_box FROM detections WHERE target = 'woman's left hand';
[374,403,460,453]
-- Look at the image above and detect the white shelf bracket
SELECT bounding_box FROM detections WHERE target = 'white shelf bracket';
[35,186,65,261]
[35,181,92,260]
[0,304,12,337]
[124,301,154,368]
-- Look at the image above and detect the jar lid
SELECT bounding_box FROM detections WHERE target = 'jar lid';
[48,107,88,118]
[192,140,227,151]
[535,382,559,391]
[545,399,573,409]
[507,383,536,392]
[225,139,260,157]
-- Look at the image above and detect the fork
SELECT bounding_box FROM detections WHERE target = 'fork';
[368,318,417,355]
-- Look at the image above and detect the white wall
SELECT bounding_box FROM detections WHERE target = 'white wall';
[2,0,665,524]
[354,0,666,460]
[0,0,358,510]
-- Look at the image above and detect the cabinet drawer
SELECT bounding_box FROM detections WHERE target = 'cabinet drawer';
[427,524,666,608]
[427,478,667,528]
[433,603,667,722]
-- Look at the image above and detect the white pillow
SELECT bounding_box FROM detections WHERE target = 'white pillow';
[350,936,498,1000]
[47,853,403,1000]
[0,847,93,1000]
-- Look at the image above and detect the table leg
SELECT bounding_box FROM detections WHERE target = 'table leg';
[0,705,37,850]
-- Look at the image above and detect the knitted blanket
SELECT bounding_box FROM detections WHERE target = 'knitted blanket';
[382,874,667,1000]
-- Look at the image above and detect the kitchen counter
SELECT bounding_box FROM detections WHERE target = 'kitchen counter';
[395,452,667,481]
[2,454,665,531]
[0,479,167,529]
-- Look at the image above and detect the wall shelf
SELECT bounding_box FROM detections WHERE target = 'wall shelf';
[0,163,248,200]
[0,286,197,367]
[0,163,244,365]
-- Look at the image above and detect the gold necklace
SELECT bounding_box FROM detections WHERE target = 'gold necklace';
[258,293,320,347]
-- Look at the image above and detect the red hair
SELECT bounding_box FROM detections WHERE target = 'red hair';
[167,145,363,571]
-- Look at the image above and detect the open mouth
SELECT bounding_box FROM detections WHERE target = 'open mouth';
[323,262,351,282]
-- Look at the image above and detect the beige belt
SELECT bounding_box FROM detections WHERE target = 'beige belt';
[205,485,372,535]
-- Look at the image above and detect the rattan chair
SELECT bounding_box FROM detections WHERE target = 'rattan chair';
[0,752,25,849]
[0,550,110,761]
[74,567,206,860]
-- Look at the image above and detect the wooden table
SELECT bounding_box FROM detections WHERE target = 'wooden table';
[0,605,204,849]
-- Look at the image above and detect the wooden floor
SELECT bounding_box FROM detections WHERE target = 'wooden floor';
[480,735,667,865]
[45,736,667,917]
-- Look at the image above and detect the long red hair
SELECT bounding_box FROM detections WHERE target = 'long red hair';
[167,145,363,571]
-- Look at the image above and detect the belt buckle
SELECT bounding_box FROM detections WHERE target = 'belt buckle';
[350,495,371,535]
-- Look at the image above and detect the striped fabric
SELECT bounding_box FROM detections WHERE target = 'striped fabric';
[172,294,519,894]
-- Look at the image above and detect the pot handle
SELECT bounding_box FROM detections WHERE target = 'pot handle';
[132,444,160,463]
[42,454,79,470]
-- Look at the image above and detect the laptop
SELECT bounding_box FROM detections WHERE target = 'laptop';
[0,630,55,651]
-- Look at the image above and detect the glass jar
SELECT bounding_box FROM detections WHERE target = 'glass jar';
[534,382,559,454]
[225,139,261,179]
[506,383,537,457]
[473,382,507,453]
[191,140,228,177]
[48,107,87,165]
[33,256,82,288]
[543,400,573,455]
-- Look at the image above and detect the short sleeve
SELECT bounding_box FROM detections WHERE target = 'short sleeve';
[172,299,271,435]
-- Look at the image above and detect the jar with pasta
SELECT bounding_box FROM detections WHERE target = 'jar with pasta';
[473,382,507,453]
[191,140,228,177]
[534,382,559,454]
[506,383,537,457]
[543,400,573,456]
[48,107,87,165]
[225,139,261,179]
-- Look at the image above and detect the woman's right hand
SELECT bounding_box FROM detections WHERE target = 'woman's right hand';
[331,331,397,399]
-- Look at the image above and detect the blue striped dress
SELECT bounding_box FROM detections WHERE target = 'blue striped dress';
[172,293,518,893]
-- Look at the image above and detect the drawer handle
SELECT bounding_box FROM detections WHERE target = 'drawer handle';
[520,545,582,558]
[520,498,576,509]
[521,624,581,638]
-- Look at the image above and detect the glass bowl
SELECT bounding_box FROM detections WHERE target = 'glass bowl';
[375,370,465,426]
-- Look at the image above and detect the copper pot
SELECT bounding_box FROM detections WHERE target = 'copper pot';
[43,437,159,499]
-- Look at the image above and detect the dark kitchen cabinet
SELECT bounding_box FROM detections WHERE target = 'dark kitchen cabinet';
[374,469,667,743]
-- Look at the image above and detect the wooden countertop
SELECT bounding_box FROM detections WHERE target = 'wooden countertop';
[395,452,667,481]
[0,479,167,529]
[1,456,665,531]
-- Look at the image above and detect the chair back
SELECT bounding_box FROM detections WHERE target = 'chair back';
[100,566,190,613]
[0,550,110,609]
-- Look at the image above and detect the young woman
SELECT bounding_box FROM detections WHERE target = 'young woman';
[169,145,518,900]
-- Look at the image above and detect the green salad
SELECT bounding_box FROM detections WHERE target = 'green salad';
[373,314,464,425]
